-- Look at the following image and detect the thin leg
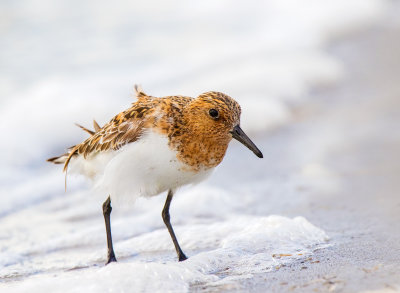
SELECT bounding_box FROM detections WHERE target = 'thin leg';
[103,196,117,264]
[162,190,187,261]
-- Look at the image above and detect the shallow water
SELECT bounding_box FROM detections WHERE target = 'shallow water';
[0,0,388,292]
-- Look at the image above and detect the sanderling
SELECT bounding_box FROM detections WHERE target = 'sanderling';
[48,86,263,264]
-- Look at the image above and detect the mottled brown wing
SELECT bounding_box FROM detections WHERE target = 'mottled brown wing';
[61,89,188,172]
[63,119,144,171]
[62,92,158,172]
[82,120,144,155]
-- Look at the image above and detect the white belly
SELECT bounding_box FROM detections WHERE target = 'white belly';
[68,130,213,203]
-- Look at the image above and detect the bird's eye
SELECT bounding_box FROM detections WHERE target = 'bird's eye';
[209,109,219,119]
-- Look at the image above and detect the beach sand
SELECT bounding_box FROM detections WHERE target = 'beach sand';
[215,5,400,292]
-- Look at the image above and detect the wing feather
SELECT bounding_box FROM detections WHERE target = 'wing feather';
[57,89,181,173]
[63,114,146,171]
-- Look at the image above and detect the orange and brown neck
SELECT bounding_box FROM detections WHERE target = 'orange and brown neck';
[171,129,231,171]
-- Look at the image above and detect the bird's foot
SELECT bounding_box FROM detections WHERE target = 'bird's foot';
[178,253,188,262]
[105,253,117,265]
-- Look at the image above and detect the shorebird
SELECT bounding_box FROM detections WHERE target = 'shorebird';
[48,86,263,264]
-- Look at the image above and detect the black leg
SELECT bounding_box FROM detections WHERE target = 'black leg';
[162,190,187,261]
[103,196,117,264]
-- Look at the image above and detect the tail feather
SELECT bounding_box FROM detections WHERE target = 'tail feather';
[75,123,95,135]
[63,149,78,172]
[75,120,102,136]
[47,154,68,164]
[47,149,78,191]
[93,120,101,132]
[48,120,94,170]
[48,120,102,191]
[47,148,78,172]
[134,84,147,98]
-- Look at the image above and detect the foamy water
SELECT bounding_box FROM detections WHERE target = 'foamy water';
[0,185,329,292]
[0,0,386,291]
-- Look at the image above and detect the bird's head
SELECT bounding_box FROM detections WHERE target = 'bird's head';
[184,91,263,158]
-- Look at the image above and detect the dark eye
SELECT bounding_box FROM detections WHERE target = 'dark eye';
[209,109,219,118]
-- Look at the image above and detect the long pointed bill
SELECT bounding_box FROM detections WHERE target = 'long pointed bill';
[230,125,263,158]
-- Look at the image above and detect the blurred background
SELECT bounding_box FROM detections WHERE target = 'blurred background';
[1,0,399,292]
[0,0,385,170]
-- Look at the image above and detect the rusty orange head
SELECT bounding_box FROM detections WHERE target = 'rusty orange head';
[184,91,263,158]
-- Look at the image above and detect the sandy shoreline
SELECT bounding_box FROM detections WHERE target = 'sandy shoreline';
[215,5,400,293]
[0,2,398,292]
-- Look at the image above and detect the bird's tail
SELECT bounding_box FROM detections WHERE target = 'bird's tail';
[47,151,74,191]
[47,120,101,189]
[47,149,77,173]
[47,154,69,165]
[47,120,101,167]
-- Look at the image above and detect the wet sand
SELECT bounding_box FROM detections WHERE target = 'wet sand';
[259,11,400,293]
[1,3,398,292]
[203,4,400,293]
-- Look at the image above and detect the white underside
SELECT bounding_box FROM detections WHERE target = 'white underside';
[68,130,213,203]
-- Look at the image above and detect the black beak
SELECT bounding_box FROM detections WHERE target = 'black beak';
[230,125,263,158]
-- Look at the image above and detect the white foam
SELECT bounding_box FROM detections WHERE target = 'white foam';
[0,213,328,293]
[0,0,387,291]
